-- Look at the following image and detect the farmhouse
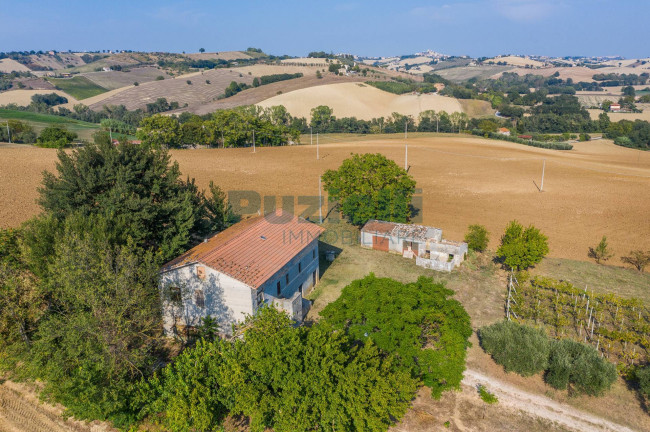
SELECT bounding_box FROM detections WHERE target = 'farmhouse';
[360,220,468,272]
[498,127,511,136]
[610,103,621,112]
[159,211,324,336]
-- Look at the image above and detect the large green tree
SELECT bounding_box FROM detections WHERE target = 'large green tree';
[38,141,226,262]
[139,306,417,432]
[27,216,163,424]
[0,229,44,355]
[321,153,416,226]
[137,114,182,148]
[320,274,472,398]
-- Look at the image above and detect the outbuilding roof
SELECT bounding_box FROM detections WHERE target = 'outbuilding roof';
[361,220,441,242]
[162,212,324,289]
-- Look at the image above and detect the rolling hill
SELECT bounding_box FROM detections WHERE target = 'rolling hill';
[86,68,254,110]
[256,82,467,120]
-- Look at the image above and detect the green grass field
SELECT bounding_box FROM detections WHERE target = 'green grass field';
[47,76,108,100]
[0,109,101,140]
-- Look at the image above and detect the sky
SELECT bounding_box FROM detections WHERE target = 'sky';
[1,0,648,59]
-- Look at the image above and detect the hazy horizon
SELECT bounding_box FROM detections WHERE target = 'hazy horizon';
[1,0,648,59]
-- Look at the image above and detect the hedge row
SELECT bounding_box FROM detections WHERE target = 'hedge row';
[470,129,574,150]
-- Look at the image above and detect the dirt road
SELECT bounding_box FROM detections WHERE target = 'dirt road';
[462,369,637,432]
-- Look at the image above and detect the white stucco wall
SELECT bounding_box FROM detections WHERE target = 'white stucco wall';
[160,238,321,336]
[160,263,255,336]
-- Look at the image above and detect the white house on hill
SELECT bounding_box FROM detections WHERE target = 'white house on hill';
[160,211,324,336]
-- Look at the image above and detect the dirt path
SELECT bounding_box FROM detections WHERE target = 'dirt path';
[463,369,637,432]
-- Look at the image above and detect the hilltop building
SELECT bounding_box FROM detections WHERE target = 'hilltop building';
[360,220,467,272]
[159,212,324,336]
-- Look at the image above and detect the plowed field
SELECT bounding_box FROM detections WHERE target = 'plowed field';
[1,135,649,264]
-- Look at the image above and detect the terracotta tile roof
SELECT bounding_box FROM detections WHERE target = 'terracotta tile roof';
[162,212,324,289]
[361,220,398,235]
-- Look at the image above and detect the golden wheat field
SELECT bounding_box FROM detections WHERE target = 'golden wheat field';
[257,82,466,120]
[1,135,649,264]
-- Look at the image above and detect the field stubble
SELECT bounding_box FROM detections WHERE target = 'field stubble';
[1,135,649,264]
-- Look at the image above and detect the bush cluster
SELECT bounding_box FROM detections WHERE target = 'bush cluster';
[479,321,617,396]
[479,320,550,376]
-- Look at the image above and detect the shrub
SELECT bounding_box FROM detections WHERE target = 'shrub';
[479,320,550,376]
[133,81,139,86]
[614,136,633,147]
[464,224,489,252]
[546,339,617,395]
[621,250,650,272]
[496,220,549,270]
[588,235,613,264]
[36,125,76,148]
[156,75,165,80]
[186,80,192,85]
[637,365,650,397]
[477,385,498,404]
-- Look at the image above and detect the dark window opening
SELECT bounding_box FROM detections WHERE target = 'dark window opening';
[169,286,181,302]
[299,262,302,273]
[194,290,205,308]
[312,249,316,259]
[285,274,289,285]
[277,281,281,296]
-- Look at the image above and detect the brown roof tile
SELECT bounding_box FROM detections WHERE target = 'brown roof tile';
[162,212,324,289]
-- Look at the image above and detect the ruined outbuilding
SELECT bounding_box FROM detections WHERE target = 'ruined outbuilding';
[360,220,468,272]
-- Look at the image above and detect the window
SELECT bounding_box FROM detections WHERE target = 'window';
[312,249,316,259]
[169,286,181,302]
[285,274,289,285]
[276,281,281,296]
[196,266,206,279]
[298,262,302,273]
[256,289,264,305]
[194,289,205,308]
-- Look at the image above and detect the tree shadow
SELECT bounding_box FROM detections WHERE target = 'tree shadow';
[624,375,649,415]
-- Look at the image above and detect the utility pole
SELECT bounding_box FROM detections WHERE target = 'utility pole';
[310,127,313,146]
[404,120,408,170]
[405,141,408,171]
[540,159,546,192]
[318,177,323,224]
[6,121,10,144]
[316,132,319,160]
[404,119,407,139]
[252,129,255,153]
